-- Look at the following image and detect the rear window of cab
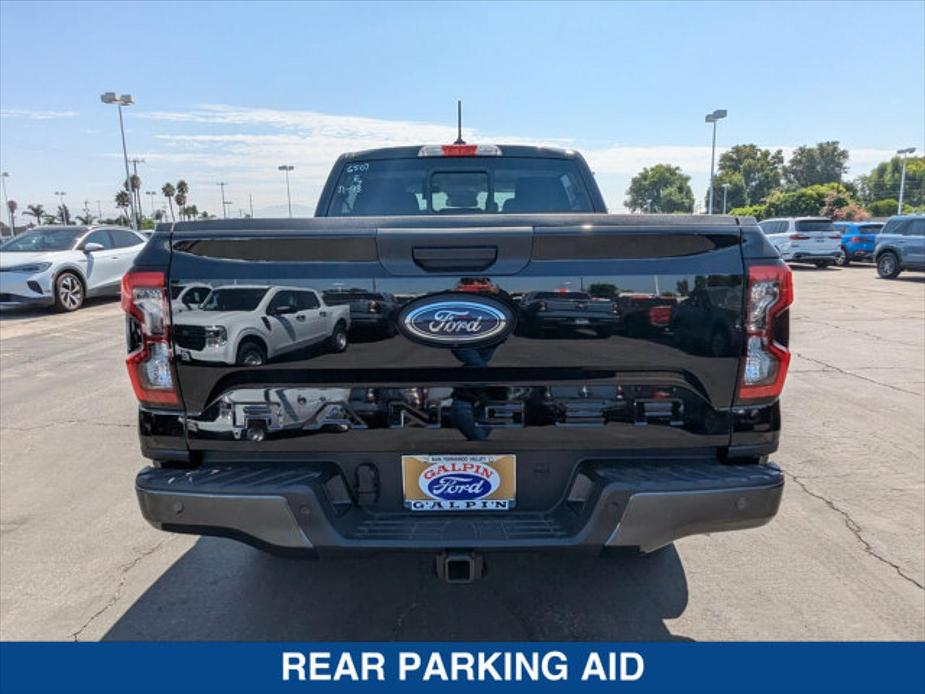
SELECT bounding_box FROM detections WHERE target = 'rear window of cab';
[326,157,595,216]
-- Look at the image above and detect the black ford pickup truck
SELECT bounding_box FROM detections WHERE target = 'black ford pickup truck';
[125,144,791,582]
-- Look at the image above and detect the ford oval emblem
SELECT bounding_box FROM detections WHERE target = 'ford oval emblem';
[419,462,501,502]
[398,294,513,347]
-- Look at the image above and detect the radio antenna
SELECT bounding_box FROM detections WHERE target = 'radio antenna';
[454,99,466,145]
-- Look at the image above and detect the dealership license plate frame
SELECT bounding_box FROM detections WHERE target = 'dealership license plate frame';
[401,454,516,512]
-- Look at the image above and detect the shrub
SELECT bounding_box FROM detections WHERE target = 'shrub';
[728,204,768,220]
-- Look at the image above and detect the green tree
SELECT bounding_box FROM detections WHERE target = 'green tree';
[625,164,694,213]
[784,141,850,188]
[74,213,96,225]
[24,204,45,227]
[710,144,784,207]
[175,179,189,220]
[706,171,747,212]
[867,199,900,217]
[115,190,131,223]
[57,203,71,224]
[728,203,769,220]
[856,156,925,208]
[764,182,860,218]
[6,199,17,230]
[161,182,176,221]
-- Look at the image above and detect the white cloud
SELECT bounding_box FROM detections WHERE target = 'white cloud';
[0,109,78,120]
[121,104,915,213]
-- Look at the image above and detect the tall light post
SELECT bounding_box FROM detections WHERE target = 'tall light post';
[54,191,67,223]
[1,172,10,230]
[705,109,727,215]
[100,92,137,230]
[96,200,103,220]
[278,164,294,218]
[721,183,730,214]
[216,182,228,218]
[145,191,158,216]
[897,147,916,214]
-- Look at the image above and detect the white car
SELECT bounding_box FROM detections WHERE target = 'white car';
[758,217,842,268]
[169,283,212,317]
[172,285,350,366]
[0,225,148,311]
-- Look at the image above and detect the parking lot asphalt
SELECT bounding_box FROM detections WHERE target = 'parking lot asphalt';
[0,265,923,641]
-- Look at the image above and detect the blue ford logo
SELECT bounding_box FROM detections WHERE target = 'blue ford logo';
[399,295,512,346]
[419,461,501,501]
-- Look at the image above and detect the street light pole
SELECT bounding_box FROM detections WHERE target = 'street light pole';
[217,182,228,218]
[249,193,254,218]
[146,191,157,216]
[278,165,294,218]
[101,92,137,230]
[1,172,10,230]
[896,147,916,214]
[721,183,730,214]
[705,109,727,215]
[96,200,103,220]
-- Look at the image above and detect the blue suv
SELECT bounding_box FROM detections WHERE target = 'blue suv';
[874,215,925,279]
[832,220,884,266]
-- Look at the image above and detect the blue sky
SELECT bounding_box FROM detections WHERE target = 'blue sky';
[1,0,923,218]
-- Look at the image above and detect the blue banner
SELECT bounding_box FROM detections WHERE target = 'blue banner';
[1,642,923,694]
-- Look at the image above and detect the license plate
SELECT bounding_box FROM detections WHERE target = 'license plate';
[573,318,590,325]
[402,454,516,511]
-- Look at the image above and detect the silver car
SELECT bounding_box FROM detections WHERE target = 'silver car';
[0,225,148,311]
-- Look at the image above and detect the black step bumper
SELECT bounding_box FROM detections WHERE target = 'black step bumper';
[136,460,783,555]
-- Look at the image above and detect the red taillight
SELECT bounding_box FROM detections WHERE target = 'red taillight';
[738,262,793,402]
[121,271,179,406]
[417,144,502,157]
[850,236,863,243]
[788,234,810,240]
[828,234,842,239]
[648,305,672,326]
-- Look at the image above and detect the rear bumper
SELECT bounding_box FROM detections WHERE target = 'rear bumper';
[783,252,839,262]
[136,459,783,555]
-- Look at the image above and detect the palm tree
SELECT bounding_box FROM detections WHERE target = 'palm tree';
[153,209,165,222]
[182,204,198,220]
[75,213,96,225]
[115,190,131,224]
[6,199,17,231]
[42,213,57,224]
[24,204,45,227]
[129,174,142,226]
[161,183,176,221]
[199,210,211,220]
[57,203,71,225]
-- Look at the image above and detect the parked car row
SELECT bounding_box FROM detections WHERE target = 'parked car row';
[758,214,925,279]
[0,225,148,310]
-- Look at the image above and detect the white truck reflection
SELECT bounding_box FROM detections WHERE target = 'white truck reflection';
[172,285,350,365]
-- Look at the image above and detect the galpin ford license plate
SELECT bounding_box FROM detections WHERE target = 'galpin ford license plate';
[402,454,516,511]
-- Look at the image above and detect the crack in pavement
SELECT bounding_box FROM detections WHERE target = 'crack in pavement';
[793,353,922,396]
[797,317,924,348]
[70,538,172,641]
[785,471,924,591]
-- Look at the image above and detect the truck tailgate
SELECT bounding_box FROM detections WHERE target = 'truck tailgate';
[165,215,747,461]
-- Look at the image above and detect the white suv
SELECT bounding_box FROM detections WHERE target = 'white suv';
[758,217,842,268]
[172,285,350,366]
